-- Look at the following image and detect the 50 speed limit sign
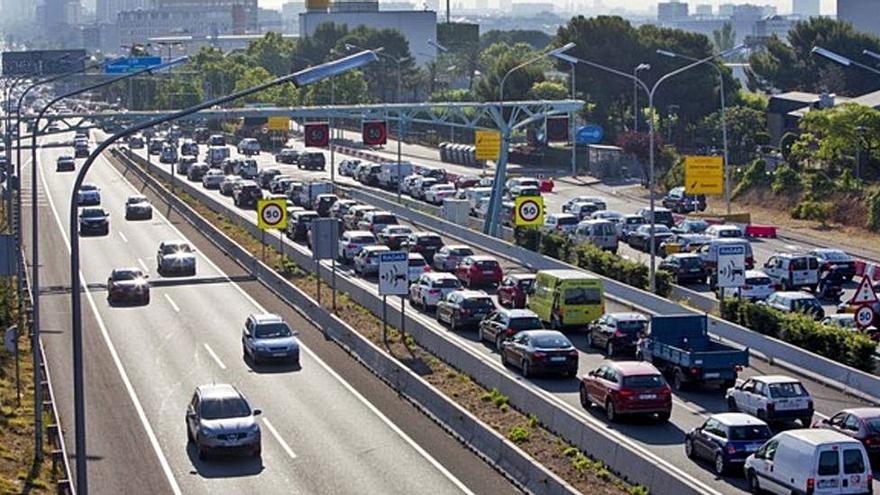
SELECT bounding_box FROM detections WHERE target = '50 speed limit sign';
[257,198,287,230]
[514,195,544,227]
[856,305,876,329]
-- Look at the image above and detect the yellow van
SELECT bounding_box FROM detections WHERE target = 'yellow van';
[528,269,604,329]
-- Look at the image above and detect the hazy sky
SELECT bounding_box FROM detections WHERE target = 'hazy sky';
[257,0,838,15]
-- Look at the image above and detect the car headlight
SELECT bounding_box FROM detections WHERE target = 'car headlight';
[199,427,217,438]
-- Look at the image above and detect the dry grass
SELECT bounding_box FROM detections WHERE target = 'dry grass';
[132,158,645,495]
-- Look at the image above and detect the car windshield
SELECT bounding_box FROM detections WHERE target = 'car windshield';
[161,244,192,255]
[746,276,772,285]
[564,287,602,305]
[518,279,535,290]
[433,278,461,289]
[450,248,474,256]
[417,236,443,247]
[532,335,572,349]
[351,236,375,244]
[863,417,880,434]
[127,196,147,204]
[622,374,665,389]
[112,270,141,281]
[81,208,105,218]
[372,215,397,225]
[820,250,851,261]
[385,227,411,236]
[653,211,674,223]
[509,317,542,331]
[476,260,499,270]
[254,322,292,339]
[409,257,426,267]
[679,257,703,268]
[80,184,98,191]
[200,397,250,420]
[792,298,821,312]
[729,425,773,441]
[767,382,808,398]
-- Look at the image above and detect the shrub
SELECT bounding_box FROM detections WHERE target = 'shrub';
[791,200,832,226]
[514,226,541,251]
[771,164,800,194]
[779,132,797,161]
[733,159,767,198]
[867,188,880,232]
[508,425,531,444]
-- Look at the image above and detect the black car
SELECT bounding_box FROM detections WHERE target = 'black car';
[436,290,496,331]
[587,312,649,356]
[186,163,209,181]
[659,253,708,284]
[662,186,706,214]
[628,224,674,252]
[286,211,319,242]
[500,330,578,378]
[809,248,857,282]
[56,155,75,172]
[128,136,145,149]
[124,195,153,220]
[233,180,263,208]
[107,268,150,305]
[478,308,543,349]
[405,232,444,264]
[297,152,326,171]
[257,168,282,189]
[314,194,338,217]
[275,148,300,164]
[148,139,163,155]
[79,207,109,235]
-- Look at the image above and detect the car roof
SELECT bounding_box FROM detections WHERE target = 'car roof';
[607,312,648,321]
[344,230,374,237]
[775,291,815,299]
[608,361,661,375]
[196,383,243,401]
[668,253,701,259]
[710,413,768,427]
[250,313,284,324]
[444,244,472,250]
[842,407,880,418]
[502,308,540,318]
[452,289,490,298]
[779,429,863,446]
[112,267,143,275]
[745,270,769,277]
[507,273,536,280]
[752,375,800,384]
[424,272,457,280]
[361,245,390,252]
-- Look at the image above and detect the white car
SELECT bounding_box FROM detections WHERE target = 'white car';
[156,240,196,276]
[542,213,579,235]
[717,270,775,300]
[237,138,261,156]
[353,245,390,276]
[409,272,462,309]
[424,183,457,205]
[725,375,813,427]
[338,159,361,177]
[400,174,421,195]
[562,195,607,212]
[407,253,430,282]
[201,169,226,189]
[338,230,377,262]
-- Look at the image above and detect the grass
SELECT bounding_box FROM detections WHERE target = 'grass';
[121,151,646,495]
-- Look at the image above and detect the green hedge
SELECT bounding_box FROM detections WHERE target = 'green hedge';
[721,298,876,372]
[513,228,672,297]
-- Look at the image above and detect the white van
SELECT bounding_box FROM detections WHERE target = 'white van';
[698,238,755,275]
[572,219,618,253]
[762,253,820,291]
[745,429,872,495]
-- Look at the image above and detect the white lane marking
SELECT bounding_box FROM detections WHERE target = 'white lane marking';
[814,411,829,420]
[118,231,128,243]
[105,153,475,495]
[202,343,226,370]
[262,418,297,460]
[785,244,800,251]
[137,258,150,273]
[38,152,184,495]
[163,293,180,313]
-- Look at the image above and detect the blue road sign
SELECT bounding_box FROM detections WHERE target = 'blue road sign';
[718,245,745,256]
[576,124,604,145]
[379,252,407,263]
[105,56,162,74]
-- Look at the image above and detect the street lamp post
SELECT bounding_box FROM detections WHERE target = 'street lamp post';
[657,48,732,214]
[66,51,377,494]
[553,52,579,177]
[555,45,744,292]
[633,63,651,132]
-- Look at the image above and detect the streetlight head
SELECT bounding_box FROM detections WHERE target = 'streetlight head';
[552,52,578,64]
[428,39,448,53]
[812,46,852,67]
[292,50,378,87]
[656,49,677,58]
[863,49,880,62]
[636,63,652,71]
[344,43,358,52]
[550,42,576,56]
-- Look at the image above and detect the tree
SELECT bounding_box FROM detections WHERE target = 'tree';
[712,23,736,52]
[528,80,569,100]
[339,26,417,102]
[246,32,295,77]
[795,103,880,177]
[473,50,546,102]
[480,30,552,50]
[688,106,767,164]
[747,17,880,95]
[301,70,370,106]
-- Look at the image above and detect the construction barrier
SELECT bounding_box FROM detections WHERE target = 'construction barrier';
[540,178,554,193]
[745,224,778,238]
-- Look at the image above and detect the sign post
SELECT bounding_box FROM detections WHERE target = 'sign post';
[513,195,545,227]
[379,251,409,343]
[717,244,746,313]
[684,156,724,195]
[256,197,287,282]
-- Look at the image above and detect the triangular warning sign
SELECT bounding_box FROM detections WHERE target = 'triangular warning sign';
[850,276,878,305]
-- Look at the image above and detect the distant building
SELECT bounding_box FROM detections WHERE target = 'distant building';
[96,0,150,23]
[694,4,713,16]
[281,1,306,31]
[1,0,36,23]
[792,0,819,17]
[657,1,688,22]
[148,33,299,55]
[754,15,795,40]
[117,0,259,47]
[510,2,555,16]
[257,7,283,31]
[718,3,734,17]
[838,0,880,37]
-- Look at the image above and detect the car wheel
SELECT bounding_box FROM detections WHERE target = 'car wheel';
[684,437,695,459]
[605,399,617,422]
[521,360,530,378]
[495,334,503,350]
[727,397,738,412]
[714,453,727,476]
[606,341,615,357]
[747,470,761,494]
[673,369,687,391]
[142,293,150,305]
[579,384,590,408]
[585,332,593,348]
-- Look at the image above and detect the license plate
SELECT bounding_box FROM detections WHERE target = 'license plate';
[689,268,701,272]
[639,394,657,400]
[550,356,567,362]
[817,479,839,489]
[483,270,495,275]
[776,400,803,410]
[704,372,720,379]
[745,443,762,452]
[272,352,287,357]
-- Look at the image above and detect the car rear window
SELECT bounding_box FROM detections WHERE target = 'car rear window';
[557,216,578,226]
[793,298,822,313]
[844,449,865,474]
[372,215,397,225]
[476,260,499,270]
[532,335,571,348]
[622,374,665,389]
[564,287,602,305]
[822,250,851,261]
[463,297,494,310]
[518,279,535,290]
[433,278,461,289]
[746,276,772,285]
[865,418,880,433]
[679,257,703,269]
[450,248,474,256]
[351,235,375,244]
[417,235,443,247]
[818,450,840,476]
[729,425,772,441]
[654,211,674,223]
[509,317,542,331]
[767,382,808,398]
[617,320,647,333]
[409,258,426,267]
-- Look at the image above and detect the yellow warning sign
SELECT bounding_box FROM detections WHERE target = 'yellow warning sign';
[684,156,723,195]
[475,130,501,161]
[267,116,290,132]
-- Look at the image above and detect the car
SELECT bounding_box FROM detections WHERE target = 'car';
[78,207,109,235]
[237,138,260,156]
[759,291,825,320]
[424,183,457,205]
[500,329,578,378]
[286,210,319,242]
[684,413,773,476]
[455,255,503,288]
[725,375,814,426]
[405,232,444,264]
[148,139,163,155]
[571,219,619,252]
[478,308,543,349]
[297,152,326,171]
[352,163,373,183]
[177,156,197,175]
[809,248,857,282]
[822,313,860,330]
[233,180,263,208]
[223,158,258,179]
[186,383,261,460]
[337,159,360,176]
[400,174,421,196]
[160,144,178,163]
[127,136,145,149]
[376,225,413,250]
[659,234,712,256]
[186,163,209,181]
[201,169,225,189]
[717,270,775,300]
[567,201,605,221]
[436,290,496,331]
[658,253,707,284]
[56,155,75,171]
[562,195,607,213]
[156,240,196,276]
[353,245,391,276]
[619,214,645,241]
[107,268,150,305]
[208,134,226,147]
[410,176,439,200]
[269,176,296,195]
[219,175,243,196]
[180,139,198,156]
[814,407,880,465]
[274,148,299,164]
[698,238,756,276]
[77,183,101,206]
[672,218,710,235]
[505,177,540,193]
[744,429,873,495]
[704,224,744,239]
[257,167,283,189]
[338,230,377,263]
[241,313,300,365]
[662,186,706,213]
[579,361,672,422]
[124,195,153,220]
[407,253,431,282]
[358,164,382,186]
[344,205,377,231]
[507,184,540,198]
[357,211,398,235]
[497,273,536,309]
[587,312,649,357]
[636,206,674,228]
[329,199,359,221]
[314,194,338,217]
[542,213,579,235]
[409,272,462,310]
[432,245,475,272]
[627,224,673,252]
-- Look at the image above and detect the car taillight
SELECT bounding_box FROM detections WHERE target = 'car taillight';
[735,365,743,372]
[613,330,625,338]
[428,289,440,295]
[727,444,737,455]
[659,386,672,396]
[505,327,516,336]
[865,436,880,446]
[533,352,546,360]
[568,350,578,357]
[806,477,814,495]
[617,389,635,398]
[423,266,431,272]
[689,367,701,376]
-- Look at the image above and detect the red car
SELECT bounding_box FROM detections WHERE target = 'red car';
[497,273,536,308]
[455,255,503,288]
[455,175,481,189]
[579,361,672,423]
[814,407,880,466]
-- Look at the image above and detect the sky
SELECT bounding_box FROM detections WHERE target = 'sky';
[257,0,838,15]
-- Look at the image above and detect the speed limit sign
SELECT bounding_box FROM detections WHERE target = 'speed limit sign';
[514,195,544,227]
[257,198,287,230]
[855,305,876,329]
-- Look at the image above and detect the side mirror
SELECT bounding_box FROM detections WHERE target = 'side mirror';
[186,409,196,419]
[243,329,251,338]
[252,408,262,416]
[292,330,300,337]
[587,370,596,377]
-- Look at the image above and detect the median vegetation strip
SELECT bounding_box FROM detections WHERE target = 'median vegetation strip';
[129,157,645,495]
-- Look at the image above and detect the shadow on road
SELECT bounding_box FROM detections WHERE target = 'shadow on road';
[185,443,264,479]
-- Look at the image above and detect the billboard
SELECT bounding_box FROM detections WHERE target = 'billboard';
[104,56,162,74]
[2,49,87,76]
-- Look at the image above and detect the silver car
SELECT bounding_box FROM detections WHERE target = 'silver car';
[186,384,261,460]
[124,195,153,220]
[241,313,301,365]
[156,240,196,276]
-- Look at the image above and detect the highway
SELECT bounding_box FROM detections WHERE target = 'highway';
[27,131,517,495]
[122,138,880,495]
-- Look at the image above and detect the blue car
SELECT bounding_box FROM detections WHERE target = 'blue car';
[685,412,772,476]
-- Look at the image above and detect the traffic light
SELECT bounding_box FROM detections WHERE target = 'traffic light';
[546,116,569,143]
[362,120,387,146]
[304,122,330,147]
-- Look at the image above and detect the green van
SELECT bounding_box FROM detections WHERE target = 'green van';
[528,269,605,329]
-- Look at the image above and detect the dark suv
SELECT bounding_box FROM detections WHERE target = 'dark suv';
[233,180,263,208]
[297,152,326,171]
[662,186,706,213]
